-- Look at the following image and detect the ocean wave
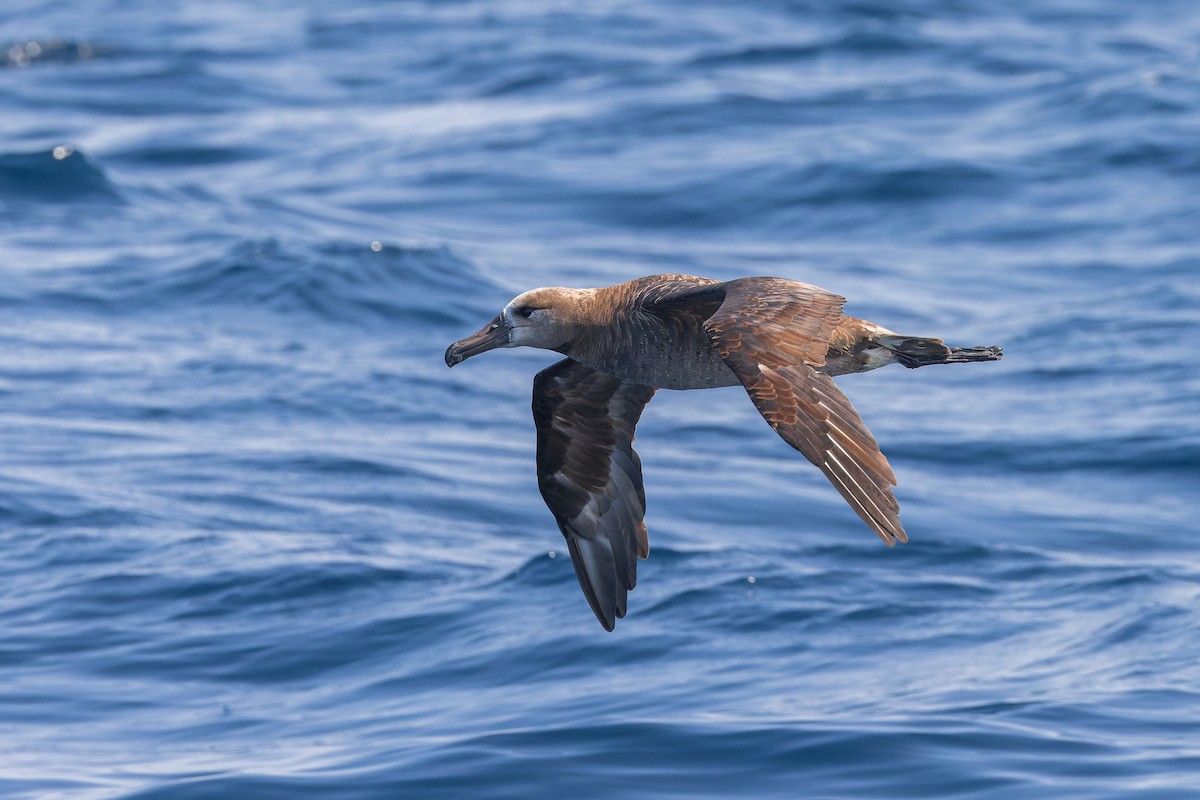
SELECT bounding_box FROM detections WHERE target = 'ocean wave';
[3,1,1200,798]
[22,239,500,327]
[0,147,123,205]
[688,29,928,69]
[563,158,1008,232]
[112,714,1200,800]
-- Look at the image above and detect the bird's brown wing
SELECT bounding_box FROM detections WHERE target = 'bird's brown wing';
[704,277,906,545]
[532,358,657,631]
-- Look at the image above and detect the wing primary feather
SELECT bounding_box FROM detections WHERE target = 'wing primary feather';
[702,279,906,544]
[566,536,617,631]
[823,450,901,544]
[533,358,656,631]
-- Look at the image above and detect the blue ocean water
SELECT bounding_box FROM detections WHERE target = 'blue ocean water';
[2,0,1199,797]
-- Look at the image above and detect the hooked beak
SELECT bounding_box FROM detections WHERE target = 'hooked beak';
[445,315,510,367]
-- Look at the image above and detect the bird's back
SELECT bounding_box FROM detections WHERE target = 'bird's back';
[565,275,742,390]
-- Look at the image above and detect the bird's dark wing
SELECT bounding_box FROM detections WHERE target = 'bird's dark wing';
[532,358,657,631]
[704,278,906,545]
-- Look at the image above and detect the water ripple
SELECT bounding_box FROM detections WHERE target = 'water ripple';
[1,0,1198,798]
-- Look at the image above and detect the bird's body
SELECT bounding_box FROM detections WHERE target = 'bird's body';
[446,274,1002,630]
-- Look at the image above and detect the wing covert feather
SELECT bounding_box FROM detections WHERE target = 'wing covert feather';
[705,277,846,369]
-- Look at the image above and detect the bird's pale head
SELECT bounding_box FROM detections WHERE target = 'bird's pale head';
[444,287,592,367]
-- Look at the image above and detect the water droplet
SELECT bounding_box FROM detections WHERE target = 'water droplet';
[548,550,557,559]
[370,240,382,252]
[52,145,73,160]
[25,42,42,59]
[8,44,29,67]
[747,576,756,584]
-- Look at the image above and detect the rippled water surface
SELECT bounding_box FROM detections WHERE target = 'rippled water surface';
[3,1,1199,798]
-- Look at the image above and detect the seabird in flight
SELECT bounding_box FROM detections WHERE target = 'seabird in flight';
[445,274,1001,630]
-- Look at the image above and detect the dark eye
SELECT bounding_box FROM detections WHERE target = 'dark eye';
[516,306,535,318]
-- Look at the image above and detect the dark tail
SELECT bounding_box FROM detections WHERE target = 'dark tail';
[878,335,1003,369]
